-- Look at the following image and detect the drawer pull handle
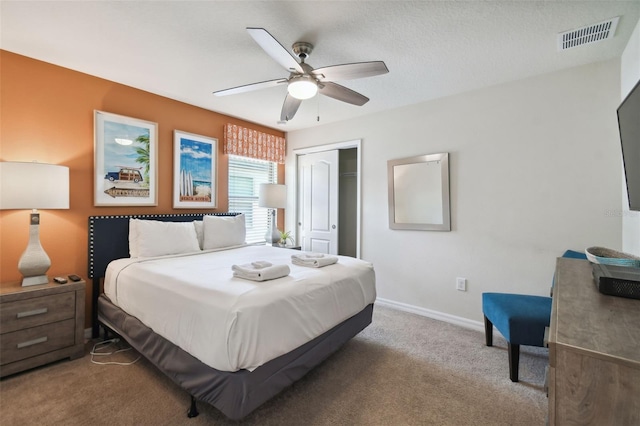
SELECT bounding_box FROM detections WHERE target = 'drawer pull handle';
[16,308,48,318]
[17,336,48,349]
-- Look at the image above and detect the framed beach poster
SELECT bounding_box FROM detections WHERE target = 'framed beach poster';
[173,130,217,209]
[94,111,158,206]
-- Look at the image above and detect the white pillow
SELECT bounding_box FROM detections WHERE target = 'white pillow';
[129,219,201,258]
[202,214,246,250]
[193,220,204,250]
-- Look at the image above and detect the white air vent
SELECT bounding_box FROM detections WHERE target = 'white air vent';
[558,16,619,51]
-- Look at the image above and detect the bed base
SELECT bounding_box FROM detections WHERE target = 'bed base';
[88,213,374,420]
[98,295,373,420]
[188,396,199,418]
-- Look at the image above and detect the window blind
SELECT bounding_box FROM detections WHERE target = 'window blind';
[228,155,277,244]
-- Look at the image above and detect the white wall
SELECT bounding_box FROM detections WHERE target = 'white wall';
[286,60,622,323]
[621,18,640,256]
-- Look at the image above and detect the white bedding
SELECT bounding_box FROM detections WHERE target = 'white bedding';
[104,245,376,372]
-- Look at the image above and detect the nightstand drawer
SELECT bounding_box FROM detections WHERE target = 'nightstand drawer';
[0,319,75,365]
[0,292,75,334]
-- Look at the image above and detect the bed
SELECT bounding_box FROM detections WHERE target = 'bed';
[88,213,376,420]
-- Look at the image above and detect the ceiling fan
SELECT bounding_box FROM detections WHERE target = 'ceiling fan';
[213,27,389,122]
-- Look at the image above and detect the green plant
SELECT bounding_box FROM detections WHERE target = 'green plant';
[279,230,293,246]
[134,134,150,187]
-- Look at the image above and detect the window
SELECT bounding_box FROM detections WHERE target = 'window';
[228,155,277,243]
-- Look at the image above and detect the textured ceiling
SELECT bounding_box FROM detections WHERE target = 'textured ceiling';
[2,1,639,131]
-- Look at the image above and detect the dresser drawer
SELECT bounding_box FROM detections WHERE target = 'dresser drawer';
[0,292,75,333]
[0,319,76,365]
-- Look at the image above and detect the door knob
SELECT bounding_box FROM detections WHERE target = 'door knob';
[332,225,336,229]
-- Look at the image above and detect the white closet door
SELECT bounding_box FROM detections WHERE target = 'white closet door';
[297,150,339,254]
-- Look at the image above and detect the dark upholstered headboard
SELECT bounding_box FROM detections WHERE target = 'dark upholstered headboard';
[87,213,238,336]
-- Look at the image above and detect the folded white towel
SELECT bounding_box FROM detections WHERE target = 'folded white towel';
[232,263,290,282]
[299,253,325,258]
[291,253,339,268]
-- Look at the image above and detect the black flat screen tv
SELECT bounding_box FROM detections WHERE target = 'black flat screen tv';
[617,78,640,211]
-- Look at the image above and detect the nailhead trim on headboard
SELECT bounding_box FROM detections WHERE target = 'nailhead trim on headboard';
[88,213,238,279]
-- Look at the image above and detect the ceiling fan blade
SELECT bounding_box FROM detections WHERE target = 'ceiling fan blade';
[213,78,286,96]
[318,82,369,106]
[281,94,303,121]
[313,61,389,81]
[247,27,303,74]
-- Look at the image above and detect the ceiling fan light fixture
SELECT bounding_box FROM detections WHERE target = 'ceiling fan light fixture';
[287,76,318,100]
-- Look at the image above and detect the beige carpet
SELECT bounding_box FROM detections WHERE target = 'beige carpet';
[0,305,548,425]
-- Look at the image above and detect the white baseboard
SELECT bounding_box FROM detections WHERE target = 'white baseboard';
[375,297,484,333]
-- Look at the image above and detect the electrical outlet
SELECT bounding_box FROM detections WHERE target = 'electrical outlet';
[456,277,467,292]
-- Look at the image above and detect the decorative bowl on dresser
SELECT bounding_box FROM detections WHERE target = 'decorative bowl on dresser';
[0,278,85,378]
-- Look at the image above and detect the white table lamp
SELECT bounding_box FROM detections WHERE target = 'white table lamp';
[0,161,70,286]
[258,183,286,244]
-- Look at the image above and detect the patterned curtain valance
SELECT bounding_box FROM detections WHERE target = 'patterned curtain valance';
[224,123,286,164]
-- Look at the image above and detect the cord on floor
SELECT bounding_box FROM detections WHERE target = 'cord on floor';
[90,338,141,366]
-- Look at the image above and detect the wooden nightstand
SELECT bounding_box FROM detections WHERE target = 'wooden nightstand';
[0,277,85,378]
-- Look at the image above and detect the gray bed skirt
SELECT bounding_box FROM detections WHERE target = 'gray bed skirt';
[98,295,373,420]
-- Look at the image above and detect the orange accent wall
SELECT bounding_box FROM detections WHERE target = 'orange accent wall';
[0,50,285,327]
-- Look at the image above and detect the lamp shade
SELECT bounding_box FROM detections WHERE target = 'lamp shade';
[258,183,287,209]
[0,161,70,210]
[287,76,318,100]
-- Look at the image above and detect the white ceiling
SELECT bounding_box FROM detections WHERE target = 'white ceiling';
[2,1,639,132]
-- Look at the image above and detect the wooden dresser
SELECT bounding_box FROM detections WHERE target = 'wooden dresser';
[548,258,640,425]
[0,278,85,378]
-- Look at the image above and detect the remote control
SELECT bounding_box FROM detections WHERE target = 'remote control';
[53,276,67,284]
[68,274,81,282]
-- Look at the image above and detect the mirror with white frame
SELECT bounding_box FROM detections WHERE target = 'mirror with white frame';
[387,152,450,231]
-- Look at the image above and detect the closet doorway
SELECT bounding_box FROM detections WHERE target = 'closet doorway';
[294,140,361,258]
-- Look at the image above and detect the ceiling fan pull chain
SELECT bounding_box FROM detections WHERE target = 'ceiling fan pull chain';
[317,95,320,122]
